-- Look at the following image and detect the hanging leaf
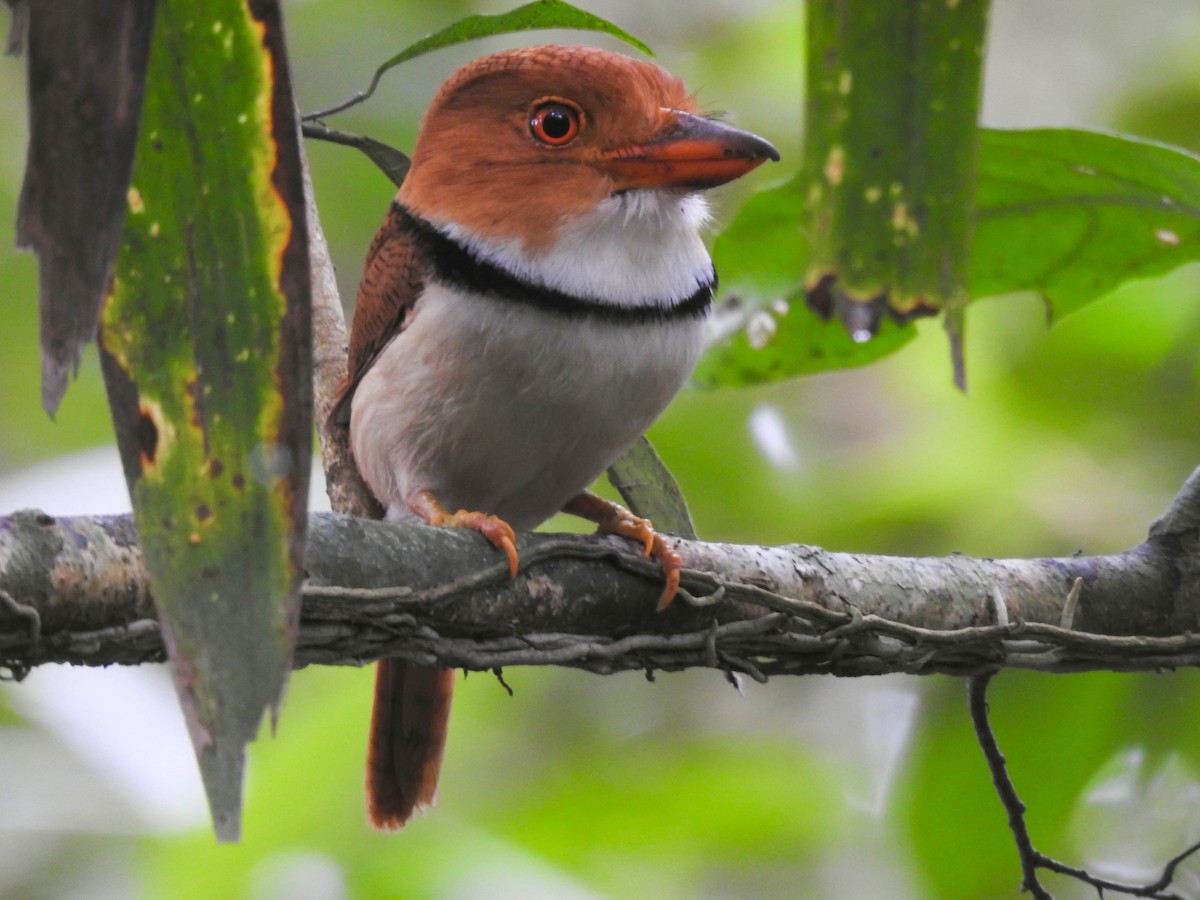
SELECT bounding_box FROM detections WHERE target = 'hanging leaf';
[693,174,915,389]
[699,1,988,389]
[15,0,157,416]
[698,126,1200,388]
[97,0,311,842]
[799,0,989,386]
[305,0,651,121]
[372,0,651,67]
[606,437,697,540]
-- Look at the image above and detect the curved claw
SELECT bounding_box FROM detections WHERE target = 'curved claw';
[626,523,683,609]
[562,491,684,610]
[469,515,518,578]
[655,547,682,611]
[630,521,655,557]
[408,490,520,578]
[594,508,656,557]
[443,509,519,577]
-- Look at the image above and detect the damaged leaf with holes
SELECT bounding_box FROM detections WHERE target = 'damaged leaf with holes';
[972,128,1200,319]
[693,175,915,389]
[97,0,311,842]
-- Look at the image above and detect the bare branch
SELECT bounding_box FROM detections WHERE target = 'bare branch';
[968,673,1051,899]
[2,478,1200,677]
[1151,466,1200,538]
[970,673,1200,899]
[4,467,1200,893]
[297,125,379,520]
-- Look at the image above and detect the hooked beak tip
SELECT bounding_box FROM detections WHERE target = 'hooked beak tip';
[600,111,779,192]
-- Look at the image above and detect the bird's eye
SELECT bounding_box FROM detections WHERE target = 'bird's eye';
[529,101,581,146]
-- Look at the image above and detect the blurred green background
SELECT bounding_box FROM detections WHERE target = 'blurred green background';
[3,1,1200,897]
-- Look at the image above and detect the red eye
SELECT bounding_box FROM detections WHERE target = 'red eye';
[530,101,581,146]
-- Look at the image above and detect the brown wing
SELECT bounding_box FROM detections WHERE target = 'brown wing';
[332,203,454,828]
[328,201,427,428]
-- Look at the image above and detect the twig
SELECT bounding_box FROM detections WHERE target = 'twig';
[296,110,380,520]
[990,587,1010,627]
[677,583,725,607]
[491,667,514,696]
[1061,577,1083,630]
[967,673,1050,898]
[300,121,411,188]
[969,673,1200,899]
[302,85,378,123]
[7,483,1200,675]
[1150,466,1200,538]
[0,588,41,643]
[1141,839,1200,895]
[0,587,40,680]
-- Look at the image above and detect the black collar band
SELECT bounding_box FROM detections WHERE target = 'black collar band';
[397,203,713,323]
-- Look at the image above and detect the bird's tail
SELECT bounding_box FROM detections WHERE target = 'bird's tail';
[366,658,455,829]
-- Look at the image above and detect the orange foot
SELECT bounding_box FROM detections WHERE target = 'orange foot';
[563,490,683,611]
[407,489,519,577]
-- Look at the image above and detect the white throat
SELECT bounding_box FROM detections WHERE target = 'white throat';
[435,191,714,310]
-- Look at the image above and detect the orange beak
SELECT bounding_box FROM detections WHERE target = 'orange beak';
[599,110,779,192]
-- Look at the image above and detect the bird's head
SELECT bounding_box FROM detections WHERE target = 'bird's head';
[399,45,779,254]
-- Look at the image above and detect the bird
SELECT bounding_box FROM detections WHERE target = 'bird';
[330,44,778,830]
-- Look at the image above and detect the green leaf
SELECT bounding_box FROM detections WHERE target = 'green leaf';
[693,295,915,389]
[698,126,1200,388]
[97,0,311,842]
[693,173,914,388]
[709,171,808,305]
[300,121,412,188]
[973,128,1200,319]
[697,0,987,389]
[314,0,652,119]
[606,437,697,539]
[801,1,988,323]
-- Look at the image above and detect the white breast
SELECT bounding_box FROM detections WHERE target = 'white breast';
[350,187,712,529]
[439,191,713,310]
[350,286,705,530]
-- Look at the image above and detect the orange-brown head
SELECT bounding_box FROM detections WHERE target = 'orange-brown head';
[398,45,778,252]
